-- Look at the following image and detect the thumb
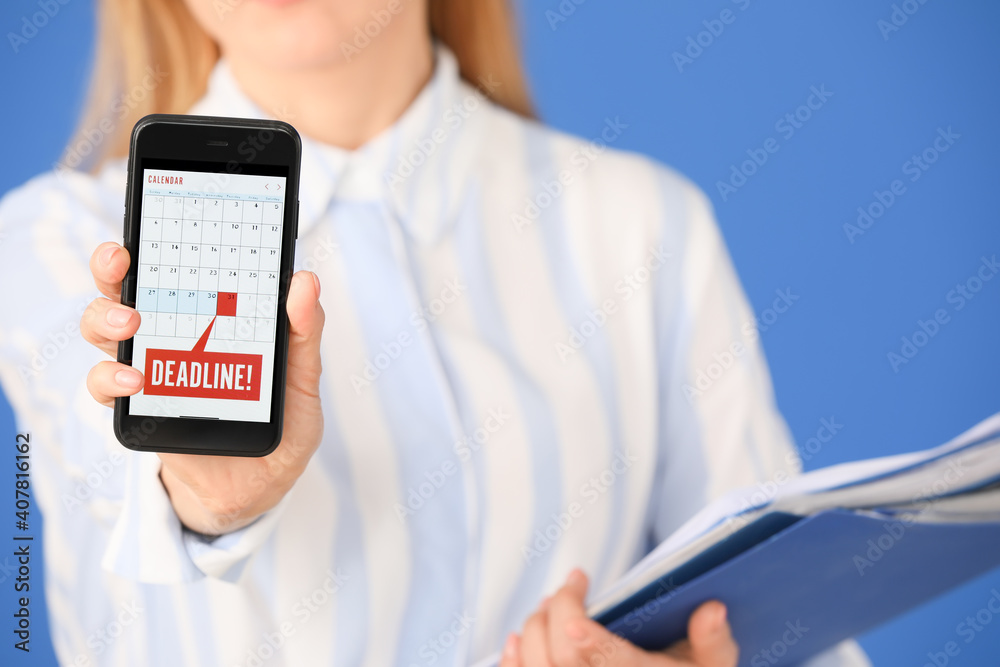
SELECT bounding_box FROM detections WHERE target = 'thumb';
[687,601,738,667]
[285,271,325,397]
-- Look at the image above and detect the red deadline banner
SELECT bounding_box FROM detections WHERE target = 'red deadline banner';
[143,317,263,401]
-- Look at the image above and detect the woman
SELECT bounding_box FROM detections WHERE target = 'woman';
[0,0,869,665]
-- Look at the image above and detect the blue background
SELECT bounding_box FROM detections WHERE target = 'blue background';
[1,0,998,664]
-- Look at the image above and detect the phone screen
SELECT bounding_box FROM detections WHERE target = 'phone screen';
[128,166,287,423]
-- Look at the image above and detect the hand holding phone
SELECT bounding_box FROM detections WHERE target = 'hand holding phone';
[80,114,326,534]
[85,251,324,534]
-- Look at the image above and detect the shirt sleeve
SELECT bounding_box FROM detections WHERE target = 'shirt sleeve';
[648,176,870,665]
[101,449,294,584]
[803,641,873,667]
[649,176,801,542]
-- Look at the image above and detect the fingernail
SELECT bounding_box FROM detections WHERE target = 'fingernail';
[106,307,132,327]
[567,568,586,587]
[565,620,589,644]
[503,633,518,659]
[115,369,142,388]
[714,604,728,627]
[101,246,118,266]
[311,271,321,297]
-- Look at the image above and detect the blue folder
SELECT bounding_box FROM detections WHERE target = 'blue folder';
[597,509,1000,666]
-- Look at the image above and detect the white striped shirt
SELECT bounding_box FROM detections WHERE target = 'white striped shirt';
[0,46,868,667]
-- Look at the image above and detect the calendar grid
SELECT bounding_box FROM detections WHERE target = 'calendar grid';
[135,193,285,344]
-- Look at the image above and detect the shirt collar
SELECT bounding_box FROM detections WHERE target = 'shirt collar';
[187,44,485,243]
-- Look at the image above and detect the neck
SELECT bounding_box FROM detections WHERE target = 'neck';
[225,29,435,150]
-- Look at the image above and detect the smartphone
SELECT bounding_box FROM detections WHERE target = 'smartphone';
[114,114,301,456]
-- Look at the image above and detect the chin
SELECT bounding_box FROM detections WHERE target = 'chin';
[237,23,352,70]
[193,0,362,68]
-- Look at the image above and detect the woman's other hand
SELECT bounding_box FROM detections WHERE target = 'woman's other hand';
[500,570,738,667]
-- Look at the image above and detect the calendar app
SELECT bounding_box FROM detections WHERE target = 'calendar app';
[129,168,287,423]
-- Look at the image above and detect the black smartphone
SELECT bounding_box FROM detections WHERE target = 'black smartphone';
[113,114,301,457]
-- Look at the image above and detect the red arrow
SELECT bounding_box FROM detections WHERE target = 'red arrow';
[193,316,217,353]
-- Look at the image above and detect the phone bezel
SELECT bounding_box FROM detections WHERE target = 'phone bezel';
[113,114,301,457]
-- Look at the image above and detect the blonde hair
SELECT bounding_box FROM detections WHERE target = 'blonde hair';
[68,0,532,170]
